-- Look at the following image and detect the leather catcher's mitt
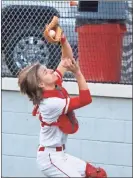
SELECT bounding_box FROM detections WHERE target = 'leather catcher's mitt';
[43,16,63,44]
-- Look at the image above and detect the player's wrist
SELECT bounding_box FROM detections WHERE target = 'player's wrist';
[60,33,67,45]
[74,70,82,77]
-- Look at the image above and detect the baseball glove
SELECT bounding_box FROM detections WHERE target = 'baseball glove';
[43,16,63,44]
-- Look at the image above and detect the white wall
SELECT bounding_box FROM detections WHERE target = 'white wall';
[2,90,132,177]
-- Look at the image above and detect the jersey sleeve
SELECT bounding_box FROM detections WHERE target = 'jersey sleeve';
[67,90,92,112]
[54,69,63,86]
[39,97,70,123]
[39,90,92,123]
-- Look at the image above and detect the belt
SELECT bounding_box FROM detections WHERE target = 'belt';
[39,144,65,152]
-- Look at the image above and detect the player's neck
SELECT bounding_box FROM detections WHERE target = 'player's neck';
[44,84,55,91]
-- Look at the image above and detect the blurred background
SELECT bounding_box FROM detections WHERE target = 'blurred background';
[1,0,132,84]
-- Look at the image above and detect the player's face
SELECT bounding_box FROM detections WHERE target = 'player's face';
[37,65,57,88]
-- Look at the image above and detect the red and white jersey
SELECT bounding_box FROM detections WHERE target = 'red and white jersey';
[32,69,92,147]
[39,70,70,147]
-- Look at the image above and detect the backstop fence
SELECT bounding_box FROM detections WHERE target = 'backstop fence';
[1,0,132,84]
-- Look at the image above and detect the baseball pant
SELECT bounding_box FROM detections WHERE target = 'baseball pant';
[37,146,86,177]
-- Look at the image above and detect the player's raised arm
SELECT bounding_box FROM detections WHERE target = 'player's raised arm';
[43,16,74,77]
[62,58,92,112]
[56,35,74,77]
[60,34,73,60]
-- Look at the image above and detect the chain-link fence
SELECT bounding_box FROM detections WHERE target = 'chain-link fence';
[1,0,132,84]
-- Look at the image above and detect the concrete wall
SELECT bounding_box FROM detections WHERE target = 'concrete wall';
[2,90,132,177]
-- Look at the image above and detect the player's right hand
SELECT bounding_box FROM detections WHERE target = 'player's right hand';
[61,58,80,74]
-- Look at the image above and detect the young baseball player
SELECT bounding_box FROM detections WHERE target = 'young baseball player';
[18,17,107,177]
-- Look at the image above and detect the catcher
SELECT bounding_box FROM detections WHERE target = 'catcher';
[18,16,107,177]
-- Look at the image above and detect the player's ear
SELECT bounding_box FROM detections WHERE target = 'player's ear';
[38,81,45,89]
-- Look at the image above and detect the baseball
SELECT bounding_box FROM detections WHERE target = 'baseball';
[49,30,56,38]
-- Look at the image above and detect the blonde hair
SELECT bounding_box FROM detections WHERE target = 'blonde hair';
[18,63,43,105]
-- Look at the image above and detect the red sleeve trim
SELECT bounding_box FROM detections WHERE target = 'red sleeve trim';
[55,69,63,86]
[68,90,92,112]
[79,90,92,105]
[55,69,63,79]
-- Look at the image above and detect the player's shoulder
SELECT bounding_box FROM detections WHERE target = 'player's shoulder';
[54,69,63,86]
[40,97,65,107]
[39,97,66,114]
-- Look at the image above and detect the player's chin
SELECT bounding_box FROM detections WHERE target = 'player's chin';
[53,75,58,82]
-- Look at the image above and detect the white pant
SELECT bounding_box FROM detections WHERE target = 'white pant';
[37,146,87,177]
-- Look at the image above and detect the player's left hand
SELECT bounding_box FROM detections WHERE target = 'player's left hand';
[43,16,63,44]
